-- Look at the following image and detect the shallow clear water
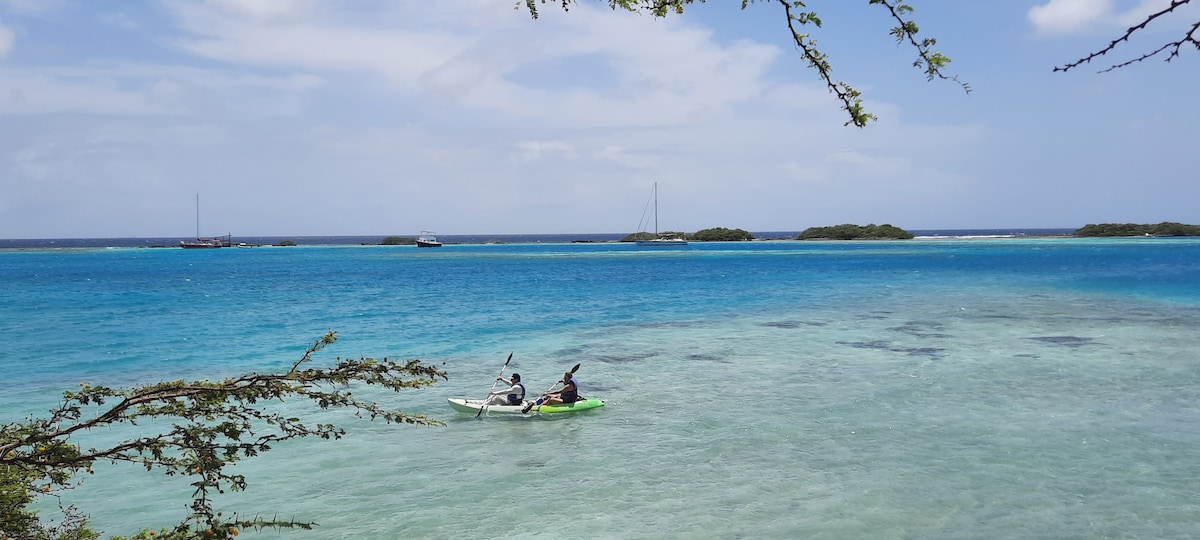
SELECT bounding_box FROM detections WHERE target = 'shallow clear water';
[2,238,1199,538]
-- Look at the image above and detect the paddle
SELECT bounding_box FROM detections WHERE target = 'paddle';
[476,352,514,418]
[523,362,580,414]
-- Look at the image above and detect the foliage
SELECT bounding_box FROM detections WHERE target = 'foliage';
[797,223,913,240]
[381,236,416,245]
[1074,222,1200,237]
[520,0,968,127]
[0,333,446,539]
[689,227,755,241]
[1055,0,1198,73]
[2,463,99,540]
[274,240,297,247]
[620,232,656,242]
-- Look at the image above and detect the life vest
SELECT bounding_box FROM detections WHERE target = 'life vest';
[507,382,525,405]
[561,377,578,403]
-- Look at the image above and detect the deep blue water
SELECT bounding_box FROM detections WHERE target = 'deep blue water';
[2,236,1199,538]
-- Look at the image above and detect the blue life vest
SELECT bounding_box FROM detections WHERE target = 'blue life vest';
[507,382,525,405]
[561,377,578,403]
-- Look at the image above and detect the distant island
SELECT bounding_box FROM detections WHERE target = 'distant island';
[620,227,754,242]
[381,236,417,245]
[796,224,915,240]
[1073,222,1200,237]
[625,223,915,242]
[362,221,1199,246]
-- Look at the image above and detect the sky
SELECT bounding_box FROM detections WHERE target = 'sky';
[0,0,1197,238]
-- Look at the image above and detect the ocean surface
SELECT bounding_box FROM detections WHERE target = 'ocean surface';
[0,228,1076,249]
[3,234,1199,538]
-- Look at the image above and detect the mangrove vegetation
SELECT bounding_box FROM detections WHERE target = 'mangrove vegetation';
[1074,222,1200,237]
[797,224,914,240]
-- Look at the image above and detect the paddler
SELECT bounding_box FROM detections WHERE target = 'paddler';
[484,372,525,406]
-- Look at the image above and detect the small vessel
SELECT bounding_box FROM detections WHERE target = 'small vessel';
[447,397,605,415]
[635,183,687,246]
[416,231,443,248]
[180,237,225,249]
[180,194,228,248]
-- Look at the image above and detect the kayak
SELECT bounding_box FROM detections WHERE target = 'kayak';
[447,397,605,415]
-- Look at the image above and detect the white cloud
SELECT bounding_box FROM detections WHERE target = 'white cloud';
[162,1,780,129]
[1114,0,1186,26]
[0,63,321,115]
[203,0,317,21]
[0,67,154,115]
[1028,0,1189,35]
[174,17,469,91]
[592,146,655,169]
[0,18,14,57]
[1028,0,1114,35]
[516,140,578,161]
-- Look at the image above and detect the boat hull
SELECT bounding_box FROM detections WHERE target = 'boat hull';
[180,239,224,248]
[416,232,442,247]
[447,397,605,415]
[635,238,687,246]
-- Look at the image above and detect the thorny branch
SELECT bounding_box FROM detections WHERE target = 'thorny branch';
[1055,0,1198,72]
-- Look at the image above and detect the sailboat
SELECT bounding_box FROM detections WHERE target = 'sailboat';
[635,183,687,246]
[180,194,227,249]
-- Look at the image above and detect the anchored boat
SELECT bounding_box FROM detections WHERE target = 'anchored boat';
[180,194,230,248]
[635,182,687,246]
[416,231,443,248]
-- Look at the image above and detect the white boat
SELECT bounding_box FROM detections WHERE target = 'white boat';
[634,183,687,246]
[180,237,225,249]
[447,397,606,415]
[416,231,443,248]
[636,236,688,246]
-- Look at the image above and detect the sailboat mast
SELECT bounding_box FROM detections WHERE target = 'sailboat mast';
[653,182,659,236]
[195,193,200,238]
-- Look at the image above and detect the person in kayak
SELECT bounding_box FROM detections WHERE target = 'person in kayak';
[484,372,525,406]
[522,371,579,413]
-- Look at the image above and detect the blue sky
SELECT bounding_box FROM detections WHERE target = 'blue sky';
[1,0,1197,238]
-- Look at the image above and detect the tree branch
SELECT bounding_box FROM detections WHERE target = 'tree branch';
[872,0,970,91]
[519,0,967,127]
[1055,0,1197,72]
[1,332,447,537]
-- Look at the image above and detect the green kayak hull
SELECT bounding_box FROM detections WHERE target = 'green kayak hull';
[447,397,605,415]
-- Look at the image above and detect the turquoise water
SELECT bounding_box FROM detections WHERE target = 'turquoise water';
[3,238,1199,538]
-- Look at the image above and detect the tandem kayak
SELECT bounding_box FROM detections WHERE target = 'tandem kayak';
[447,397,605,415]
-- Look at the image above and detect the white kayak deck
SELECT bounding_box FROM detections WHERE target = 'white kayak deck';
[447,397,605,415]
